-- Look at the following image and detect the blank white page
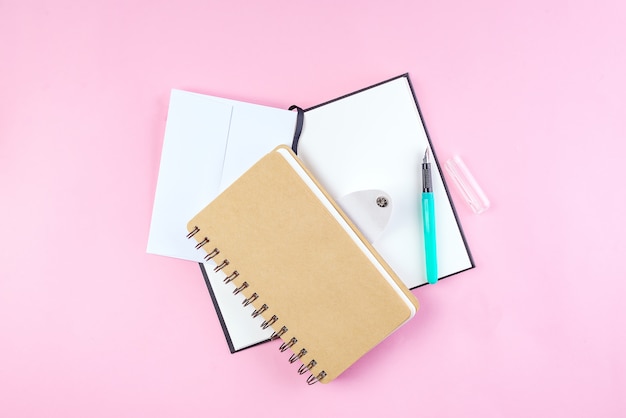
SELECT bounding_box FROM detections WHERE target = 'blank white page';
[208,97,297,191]
[147,90,232,262]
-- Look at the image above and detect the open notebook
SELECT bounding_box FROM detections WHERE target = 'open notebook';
[147,74,473,352]
[186,146,419,384]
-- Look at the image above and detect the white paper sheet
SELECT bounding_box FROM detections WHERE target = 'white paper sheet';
[147,90,232,262]
[208,98,296,190]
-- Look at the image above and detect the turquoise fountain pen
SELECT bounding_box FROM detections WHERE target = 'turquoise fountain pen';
[422,148,438,284]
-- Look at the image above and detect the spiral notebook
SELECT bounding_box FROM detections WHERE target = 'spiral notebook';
[186,146,419,384]
[147,74,473,353]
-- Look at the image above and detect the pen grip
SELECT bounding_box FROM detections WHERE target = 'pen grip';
[422,192,438,284]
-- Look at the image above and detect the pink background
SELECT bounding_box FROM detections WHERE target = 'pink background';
[1,0,625,416]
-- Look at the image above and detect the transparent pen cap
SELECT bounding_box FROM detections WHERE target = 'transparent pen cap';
[445,155,490,214]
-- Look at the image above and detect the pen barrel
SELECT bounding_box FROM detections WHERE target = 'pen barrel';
[422,163,432,192]
[422,192,438,284]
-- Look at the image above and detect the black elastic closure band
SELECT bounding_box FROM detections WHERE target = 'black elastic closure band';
[288,105,304,153]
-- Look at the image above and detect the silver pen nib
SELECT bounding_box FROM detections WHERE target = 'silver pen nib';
[422,148,432,192]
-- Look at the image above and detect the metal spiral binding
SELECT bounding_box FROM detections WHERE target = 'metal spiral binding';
[194,237,209,249]
[233,281,248,295]
[261,315,278,329]
[214,259,229,272]
[223,271,239,284]
[279,337,297,352]
[306,371,327,385]
[242,293,258,307]
[186,227,199,239]
[204,248,220,261]
[187,225,327,385]
[298,360,316,375]
[270,326,287,340]
[251,304,268,318]
[289,349,307,363]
